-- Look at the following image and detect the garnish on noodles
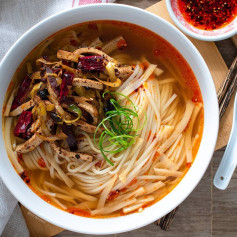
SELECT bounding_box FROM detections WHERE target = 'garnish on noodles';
[95,92,146,166]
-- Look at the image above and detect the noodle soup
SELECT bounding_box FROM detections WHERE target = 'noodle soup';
[3,21,203,218]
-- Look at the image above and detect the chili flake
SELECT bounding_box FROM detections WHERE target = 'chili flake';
[178,0,237,30]
[20,170,31,184]
[107,189,120,201]
[38,158,46,168]
[117,39,128,50]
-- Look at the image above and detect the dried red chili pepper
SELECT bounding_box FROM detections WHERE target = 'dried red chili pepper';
[61,124,78,151]
[59,72,74,102]
[13,111,32,139]
[48,76,60,97]
[11,75,32,110]
[78,56,105,72]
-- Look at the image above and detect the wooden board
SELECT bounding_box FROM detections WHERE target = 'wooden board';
[232,35,237,48]
[147,0,232,151]
[20,205,63,237]
[21,1,233,236]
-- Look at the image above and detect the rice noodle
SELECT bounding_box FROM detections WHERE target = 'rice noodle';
[4,89,16,116]
[3,44,203,217]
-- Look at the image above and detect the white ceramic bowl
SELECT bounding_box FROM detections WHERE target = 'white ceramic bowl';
[0,4,219,235]
[166,0,237,41]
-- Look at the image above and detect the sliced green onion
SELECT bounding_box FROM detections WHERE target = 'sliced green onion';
[94,92,147,166]
[64,104,82,124]
[68,104,82,118]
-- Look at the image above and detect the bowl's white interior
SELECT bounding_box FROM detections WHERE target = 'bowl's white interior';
[0,4,219,235]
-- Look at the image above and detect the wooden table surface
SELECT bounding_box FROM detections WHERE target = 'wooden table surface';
[55,1,237,237]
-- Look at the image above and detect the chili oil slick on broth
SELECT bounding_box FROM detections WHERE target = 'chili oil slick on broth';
[2,21,203,218]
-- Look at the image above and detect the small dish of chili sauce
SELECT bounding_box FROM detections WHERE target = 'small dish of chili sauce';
[177,0,237,30]
[166,0,237,41]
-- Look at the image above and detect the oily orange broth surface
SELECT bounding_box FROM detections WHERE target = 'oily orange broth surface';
[3,20,204,218]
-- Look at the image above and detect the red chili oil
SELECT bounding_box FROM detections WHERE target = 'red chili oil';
[177,0,237,30]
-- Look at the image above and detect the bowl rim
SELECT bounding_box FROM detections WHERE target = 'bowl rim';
[0,3,219,235]
[165,0,237,41]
